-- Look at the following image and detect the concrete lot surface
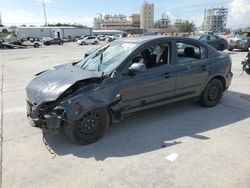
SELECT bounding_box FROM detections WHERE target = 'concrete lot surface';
[0,43,250,188]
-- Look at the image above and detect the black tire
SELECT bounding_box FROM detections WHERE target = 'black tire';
[2,29,8,33]
[94,41,98,45]
[44,41,50,45]
[81,42,86,45]
[245,69,250,75]
[218,44,224,51]
[64,108,110,145]
[34,43,39,48]
[228,47,233,51]
[200,79,224,107]
[29,118,41,127]
[59,42,63,45]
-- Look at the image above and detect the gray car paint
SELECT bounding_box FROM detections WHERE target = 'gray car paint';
[25,36,233,132]
[26,63,102,105]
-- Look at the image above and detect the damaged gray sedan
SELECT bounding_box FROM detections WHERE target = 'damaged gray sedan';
[26,36,233,144]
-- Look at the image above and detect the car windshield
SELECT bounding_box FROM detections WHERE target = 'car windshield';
[76,41,138,74]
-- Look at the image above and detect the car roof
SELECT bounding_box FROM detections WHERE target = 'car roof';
[116,36,203,44]
[115,35,220,58]
[117,36,164,43]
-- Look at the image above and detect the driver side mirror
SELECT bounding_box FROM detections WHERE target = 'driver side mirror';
[128,63,146,75]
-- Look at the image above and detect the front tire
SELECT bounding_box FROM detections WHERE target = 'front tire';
[200,79,224,107]
[34,43,39,48]
[64,108,110,145]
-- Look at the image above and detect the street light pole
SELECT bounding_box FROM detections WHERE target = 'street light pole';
[42,0,48,26]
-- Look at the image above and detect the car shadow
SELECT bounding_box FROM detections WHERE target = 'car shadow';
[231,49,248,53]
[44,90,250,160]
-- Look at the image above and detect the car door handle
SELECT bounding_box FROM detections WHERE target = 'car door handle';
[201,65,208,71]
[163,72,170,79]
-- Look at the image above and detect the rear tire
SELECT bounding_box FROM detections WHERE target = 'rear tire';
[218,44,224,51]
[200,79,223,107]
[81,42,86,45]
[34,43,39,48]
[2,29,8,33]
[94,41,98,45]
[228,47,233,51]
[64,108,110,145]
[245,69,250,75]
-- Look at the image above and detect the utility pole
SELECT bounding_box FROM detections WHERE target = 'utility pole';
[42,0,48,26]
[0,12,2,25]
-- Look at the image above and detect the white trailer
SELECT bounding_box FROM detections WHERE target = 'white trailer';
[15,26,92,40]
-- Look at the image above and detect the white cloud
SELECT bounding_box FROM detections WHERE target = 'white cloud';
[228,0,250,28]
[48,16,93,26]
[163,11,203,27]
[2,9,93,26]
[165,11,176,22]
[2,10,44,25]
[188,15,204,27]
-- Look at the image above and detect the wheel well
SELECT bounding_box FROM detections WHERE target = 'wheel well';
[106,107,115,125]
[212,76,226,90]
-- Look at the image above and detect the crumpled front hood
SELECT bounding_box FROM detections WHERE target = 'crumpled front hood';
[26,63,102,104]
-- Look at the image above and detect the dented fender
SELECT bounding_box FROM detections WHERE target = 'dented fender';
[58,82,122,122]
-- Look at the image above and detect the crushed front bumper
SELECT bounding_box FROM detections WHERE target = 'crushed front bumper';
[26,100,62,134]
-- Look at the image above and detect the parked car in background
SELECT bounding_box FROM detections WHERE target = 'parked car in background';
[192,34,228,51]
[26,36,233,144]
[230,38,250,51]
[62,37,71,43]
[20,37,43,48]
[43,38,64,45]
[227,35,244,51]
[77,36,99,45]
[0,25,9,33]
[98,35,106,41]
[106,36,116,43]
[75,35,92,41]
[41,37,52,43]
[227,33,250,51]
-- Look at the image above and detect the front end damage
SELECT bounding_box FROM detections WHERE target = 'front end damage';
[26,100,65,134]
[25,77,118,135]
[25,64,108,134]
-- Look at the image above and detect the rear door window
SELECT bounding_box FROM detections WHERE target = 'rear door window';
[176,42,207,63]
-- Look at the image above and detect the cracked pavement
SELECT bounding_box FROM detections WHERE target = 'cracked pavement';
[0,43,250,188]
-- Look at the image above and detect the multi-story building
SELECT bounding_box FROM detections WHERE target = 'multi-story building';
[131,14,140,28]
[140,1,154,29]
[93,13,135,30]
[93,13,104,30]
[202,7,228,32]
[155,13,171,29]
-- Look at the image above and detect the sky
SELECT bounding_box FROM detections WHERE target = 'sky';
[0,0,250,29]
